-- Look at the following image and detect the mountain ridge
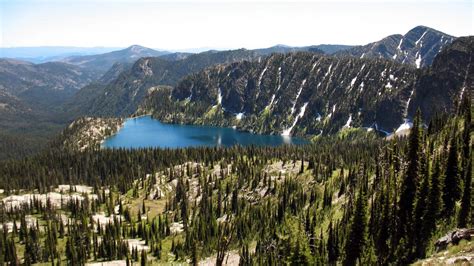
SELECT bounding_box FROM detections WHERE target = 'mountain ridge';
[59,45,169,75]
[336,25,455,68]
[141,36,472,136]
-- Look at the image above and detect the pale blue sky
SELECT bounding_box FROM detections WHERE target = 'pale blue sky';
[1,0,472,50]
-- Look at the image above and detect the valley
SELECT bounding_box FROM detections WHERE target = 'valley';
[0,106,472,264]
[0,12,472,265]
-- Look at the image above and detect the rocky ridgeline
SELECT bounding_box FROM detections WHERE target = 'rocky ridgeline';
[336,25,455,68]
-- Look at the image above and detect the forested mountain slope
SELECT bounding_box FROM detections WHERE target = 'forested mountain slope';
[0,58,98,109]
[70,49,259,117]
[0,97,471,265]
[142,53,417,135]
[141,36,471,136]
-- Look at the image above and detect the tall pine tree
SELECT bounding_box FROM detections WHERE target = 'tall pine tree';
[343,188,367,266]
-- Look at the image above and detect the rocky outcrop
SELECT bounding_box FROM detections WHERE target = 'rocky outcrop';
[60,117,124,151]
[435,228,474,251]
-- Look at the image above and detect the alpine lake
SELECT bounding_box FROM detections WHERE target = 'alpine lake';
[102,116,309,149]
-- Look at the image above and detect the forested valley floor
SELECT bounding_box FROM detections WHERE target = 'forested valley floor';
[0,97,472,265]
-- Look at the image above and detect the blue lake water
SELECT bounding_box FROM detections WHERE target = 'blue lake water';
[103,116,309,149]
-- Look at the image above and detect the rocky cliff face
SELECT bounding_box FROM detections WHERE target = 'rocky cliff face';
[142,52,418,135]
[337,26,455,68]
[142,37,471,136]
[408,36,473,120]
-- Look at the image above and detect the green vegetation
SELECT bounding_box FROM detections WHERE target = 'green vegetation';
[0,96,472,265]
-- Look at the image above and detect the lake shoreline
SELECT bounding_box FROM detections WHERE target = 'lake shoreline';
[103,115,309,149]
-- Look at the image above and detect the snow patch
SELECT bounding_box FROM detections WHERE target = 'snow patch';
[342,114,352,128]
[350,76,358,87]
[217,88,222,105]
[405,89,414,116]
[395,119,413,133]
[415,30,428,46]
[282,102,308,136]
[327,104,336,119]
[290,79,307,114]
[311,60,319,72]
[415,53,422,68]
[256,65,269,97]
[324,64,333,78]
[235,112,244,120]
[266,94,276,111]
[397,38,403,51]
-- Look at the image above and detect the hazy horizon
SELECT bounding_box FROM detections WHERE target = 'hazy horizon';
[1,0,472,50]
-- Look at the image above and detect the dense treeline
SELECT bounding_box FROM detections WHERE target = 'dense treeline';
[0,131,380,193]
[0,96,471,265]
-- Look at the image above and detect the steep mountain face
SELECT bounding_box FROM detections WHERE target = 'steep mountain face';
[408,36,473,120]
[97,62,134,84]
[142,37,471,136]
[337,26,455,68]
[60,45,169,74]
[141,52,419,135]
[71,49,259,117]
[0,59,98,109]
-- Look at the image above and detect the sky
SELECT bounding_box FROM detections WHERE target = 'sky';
[0,0,472,51]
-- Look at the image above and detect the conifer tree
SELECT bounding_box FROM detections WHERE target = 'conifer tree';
[343,188,367,266]
[413,154,430,258]
[442,134,461,218]
[397,110,422,251]
[458,159,472,227]
[327,221,339,264]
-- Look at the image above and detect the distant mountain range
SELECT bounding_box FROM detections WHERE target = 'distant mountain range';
[0,59,98,110]
[65,49,260,117]
[0,46,123,63]
[253,44,353,56]
[336,26,455,68]
[0,25,468,158]
[59,45,169,74]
